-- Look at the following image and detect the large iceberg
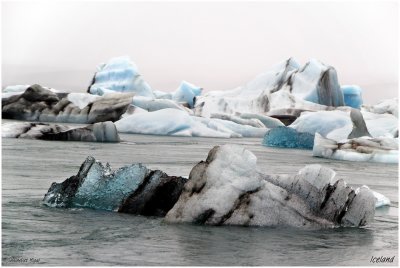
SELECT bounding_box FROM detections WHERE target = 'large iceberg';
[43,156,186,216]
[341,85,363,109]
[115,108,268,138]
[165,145,375,228]
[88,56,154,98]
[194,58,344,118]
[2,121,120,142]
[313,133,398,163]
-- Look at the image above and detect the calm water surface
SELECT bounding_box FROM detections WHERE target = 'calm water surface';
[2,129,398,265]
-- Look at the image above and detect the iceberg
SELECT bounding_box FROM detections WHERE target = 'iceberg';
[2,121,120,142]
[262,126,314,149]
[371,190,391,208]
[2,84,133,124]
[43,156,186,216]
[362,98,398,118]
[165,145,375,228]
[172,81,202,108]
[341,85,363,109]
[290,109,398,141]
[313,133,398,163]
[194,58,345,118]
[88,56,154,98]
[115,108,268,138]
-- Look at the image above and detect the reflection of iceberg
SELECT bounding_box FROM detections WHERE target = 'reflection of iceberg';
[43,156,186,216]
[89,56,154,98]
[166,145,376,228]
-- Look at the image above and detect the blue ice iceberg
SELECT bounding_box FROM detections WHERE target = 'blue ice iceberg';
[172,81,202,108]
[341,85,363,109]
[43,156,186,216]
[262,126,314,149]
[89,56,154,98]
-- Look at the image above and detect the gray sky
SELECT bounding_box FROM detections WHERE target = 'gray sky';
[2,1,398,104]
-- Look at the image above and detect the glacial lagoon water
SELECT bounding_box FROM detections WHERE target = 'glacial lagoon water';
[2,130,398,266]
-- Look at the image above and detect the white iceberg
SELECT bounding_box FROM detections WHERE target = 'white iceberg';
[194,58,344,118]
[89,56,154,98]
[362,98,398,118]
[290,110,398,141]
[371,190,391,208]
[115,108,267,138]
[313,133,398,163]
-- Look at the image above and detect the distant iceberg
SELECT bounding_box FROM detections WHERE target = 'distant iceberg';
[115,108,268,138]
[313,133,398,163]
[341,85,363,109]
[88,56,154,98]
[194,58,345,118]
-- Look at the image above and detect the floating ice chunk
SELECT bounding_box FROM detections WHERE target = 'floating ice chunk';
[43,156,185,215]
[371,190,391,208]
[362,98,398,118]
[67,93,101,109]
[89,56,154,98]
[341,85,363,109]
[166,145,375,228]
[313,133,398,163]
[172,81,202,108]
[262,126,314,149]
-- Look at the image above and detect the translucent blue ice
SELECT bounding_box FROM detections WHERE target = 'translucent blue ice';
[341,85,363,109]
[72,161,150,211]
[262,126,314,149]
